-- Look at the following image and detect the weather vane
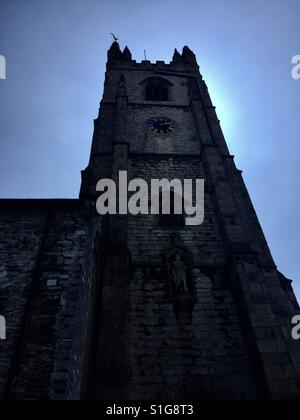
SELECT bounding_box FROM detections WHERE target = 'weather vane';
[110,33,119,42]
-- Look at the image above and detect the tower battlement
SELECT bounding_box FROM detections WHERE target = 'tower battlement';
[107,42,199,72]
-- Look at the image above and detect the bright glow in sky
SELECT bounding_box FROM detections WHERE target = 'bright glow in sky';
[0,0,299,297]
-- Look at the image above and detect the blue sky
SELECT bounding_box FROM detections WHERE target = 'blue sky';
[0,0,299,297]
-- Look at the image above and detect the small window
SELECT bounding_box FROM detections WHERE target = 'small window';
[159,191,185,228]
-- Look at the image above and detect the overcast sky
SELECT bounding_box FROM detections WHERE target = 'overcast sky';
[0,0,299,297]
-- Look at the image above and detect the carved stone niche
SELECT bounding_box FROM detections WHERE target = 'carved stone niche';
[163,233,196,323]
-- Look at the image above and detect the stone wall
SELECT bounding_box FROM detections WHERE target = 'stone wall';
[128,265,257,399]
[0,199,99,400]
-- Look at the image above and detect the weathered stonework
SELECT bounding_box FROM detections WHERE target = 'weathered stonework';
[0,200,100,400]
[0,43,299,400]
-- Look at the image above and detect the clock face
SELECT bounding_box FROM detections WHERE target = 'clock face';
[146,117,176,135]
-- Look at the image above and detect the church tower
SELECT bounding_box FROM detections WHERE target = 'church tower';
[79,42,300,400]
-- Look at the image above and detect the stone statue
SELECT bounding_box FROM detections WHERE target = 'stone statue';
[171,254,189,295]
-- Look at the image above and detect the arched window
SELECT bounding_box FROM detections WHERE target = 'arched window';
[141,77,172,102]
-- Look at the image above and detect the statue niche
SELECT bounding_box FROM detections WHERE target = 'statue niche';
[165,234,195,321]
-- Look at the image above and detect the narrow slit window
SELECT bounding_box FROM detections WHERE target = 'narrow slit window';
[159,191,185,228]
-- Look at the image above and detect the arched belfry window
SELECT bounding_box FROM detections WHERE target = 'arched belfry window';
[141,77,172,102]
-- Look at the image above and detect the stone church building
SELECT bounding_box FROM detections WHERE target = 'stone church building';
[0,42,299,400]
